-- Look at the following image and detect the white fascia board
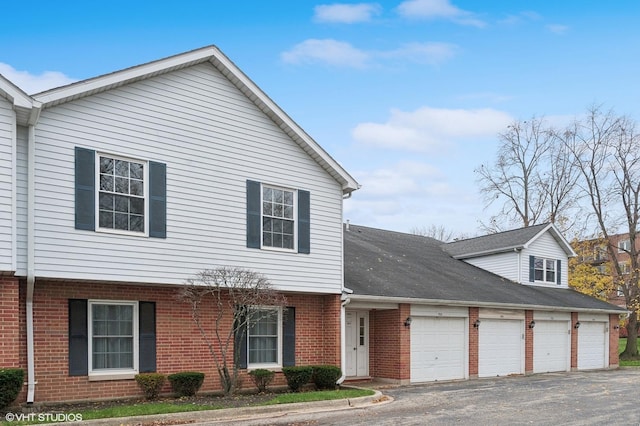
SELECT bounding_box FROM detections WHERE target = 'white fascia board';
[524,223,577,257]
[0,75,32,109]
[452,245,524,259]
[347,294,626,314]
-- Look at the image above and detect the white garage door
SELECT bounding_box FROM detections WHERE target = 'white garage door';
[578,322,608,370]
[411,316,466,382]
[479,319,523,377]
[533,320,570,373]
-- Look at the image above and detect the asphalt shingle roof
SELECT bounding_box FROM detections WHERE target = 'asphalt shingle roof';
[344,224,624,313]
[443,223,551,258]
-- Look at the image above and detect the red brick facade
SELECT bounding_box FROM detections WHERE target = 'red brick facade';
[524,310,534,374]
[0,277,20,368]
[468,307,479,377]
[15,280,341,402]
[609,313,620,366]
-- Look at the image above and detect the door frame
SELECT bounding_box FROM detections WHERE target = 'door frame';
[345,310,369,378]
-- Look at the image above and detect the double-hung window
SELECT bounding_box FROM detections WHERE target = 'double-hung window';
[88,301,138,375]
[262,187,295,250]
[618,239,631,253]
[533,256,557,284]
[98,155,146,233]
[247,307,282,368]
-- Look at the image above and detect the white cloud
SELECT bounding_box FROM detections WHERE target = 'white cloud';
[383,42,457,65]
[352,106,512,152]
[396,0,486,28]
[0,63,76,94]
[314,3,382,23]
[547,24,569,34]
[281,39,370,68]
[282,39,458,68]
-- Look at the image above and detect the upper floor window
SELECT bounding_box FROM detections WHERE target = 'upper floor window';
[98,155,146,233]
[75,147,166,238]
[262,186,295,250]
[619,261,631,275]
[533,256,557,284]
[618,239,631,253]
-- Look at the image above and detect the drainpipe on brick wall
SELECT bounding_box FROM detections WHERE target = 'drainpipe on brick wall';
[337,292,351,385]
[26,107,40,403]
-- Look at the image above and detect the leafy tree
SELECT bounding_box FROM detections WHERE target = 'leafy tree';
[568,239,614,300]
[180,267,287,395]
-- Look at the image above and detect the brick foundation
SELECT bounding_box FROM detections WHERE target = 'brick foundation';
[0,276,20,368]
[16,280,341,403]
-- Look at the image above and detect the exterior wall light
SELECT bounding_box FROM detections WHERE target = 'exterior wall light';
[404,317,412,327]
[473,319,481,328]
[613,324,620,330]
[529,320,536,329]
[574,322,581,329]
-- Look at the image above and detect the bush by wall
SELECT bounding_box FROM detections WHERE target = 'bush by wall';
[168,372,205,397]
[134,373,166,400]
[0,368,24,409]
[248,369,275,393]
[312,365,342,390]
[282,366,313,392]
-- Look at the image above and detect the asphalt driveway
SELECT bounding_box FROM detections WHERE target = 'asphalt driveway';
[209,369,640,425]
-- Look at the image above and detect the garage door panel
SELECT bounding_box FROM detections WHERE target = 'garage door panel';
[411,317,466,382]
[479,319,523,377]
[578,322,608,370]
[533,320,569,373]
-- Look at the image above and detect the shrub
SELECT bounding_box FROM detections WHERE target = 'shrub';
[282,366,313,392]
[312,365,342,390]
[0,368,24,410]
[248,369,275,393]
[168,372,205,397]
[135,373,166,400]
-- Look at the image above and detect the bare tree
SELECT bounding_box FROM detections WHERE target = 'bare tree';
[180,267,287,394]
[476,117,579,233]
[410,224,455,242]
[565,106,640,358]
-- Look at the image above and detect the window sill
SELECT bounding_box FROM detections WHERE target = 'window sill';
[88,372,136,381]
[247,365,282,372]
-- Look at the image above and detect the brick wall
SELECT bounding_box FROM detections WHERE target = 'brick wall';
[571,312,579,369]
[0,276,20,368]
[525,310,534,373]
[370,304,410,381]
[468,307,479,377]
[18,280,339,403]
[609,313,619,366]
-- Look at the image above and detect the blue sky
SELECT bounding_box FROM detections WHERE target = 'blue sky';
[3,1,640,236]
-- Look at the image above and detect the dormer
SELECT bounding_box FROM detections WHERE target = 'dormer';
[443,223,576,288]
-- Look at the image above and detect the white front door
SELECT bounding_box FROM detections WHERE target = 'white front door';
[345,311,369,377]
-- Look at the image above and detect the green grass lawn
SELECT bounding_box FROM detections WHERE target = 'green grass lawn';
[1,388,375,425]
[619,338,640,366]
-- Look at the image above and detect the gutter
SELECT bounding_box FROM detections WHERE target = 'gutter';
[26,104,41,404]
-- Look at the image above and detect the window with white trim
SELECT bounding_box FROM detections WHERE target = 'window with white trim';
[619,261,631,275]
[534,257,556,283]
[89,301,138,374]
[248,307,282,367]
[618,239,631,253]
[98,154,147,233]
[262,186,295,250]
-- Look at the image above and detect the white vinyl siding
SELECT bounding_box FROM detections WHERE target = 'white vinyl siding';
[28,63,344,293]
[0,98,15,271]
[522,232,569,287]
[463,251,519,282]
[16,126,27,273]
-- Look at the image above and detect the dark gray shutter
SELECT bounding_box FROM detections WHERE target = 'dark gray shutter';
[529,256,535,282]
[139,302,156,372]
[68,299,88,376]
[556,260,562,285]
[283,307,296,367]
[148,162,167,238]
[234,312,248,369]
[246,180,261,249]
[297,190,310,254]
[75,147,95,231]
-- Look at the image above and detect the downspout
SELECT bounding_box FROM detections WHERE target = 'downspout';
[337,293,351,385]
[26,104,41,404]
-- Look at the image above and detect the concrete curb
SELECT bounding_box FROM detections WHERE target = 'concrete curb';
[50,389,390,425]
